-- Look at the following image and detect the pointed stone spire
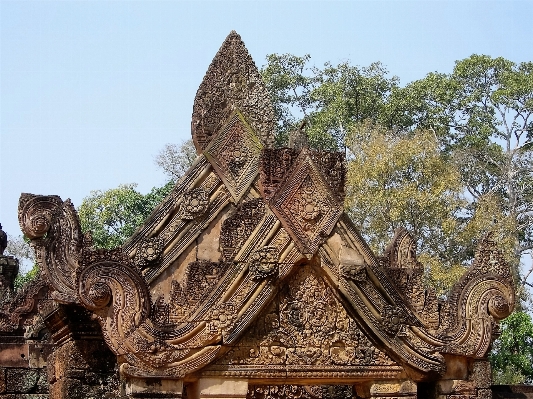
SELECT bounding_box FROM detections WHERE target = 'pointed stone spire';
[191,31,275,153]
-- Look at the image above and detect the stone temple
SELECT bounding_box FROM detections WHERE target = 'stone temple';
[0,31,517,398]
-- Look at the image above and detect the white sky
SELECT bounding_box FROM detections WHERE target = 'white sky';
[1,1,532,271]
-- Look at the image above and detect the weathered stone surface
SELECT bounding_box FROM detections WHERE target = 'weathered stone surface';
[492,385,533,399]
[193,378,247,399]
[370,382,402,395]
[126,377,183,397]
[471,361,492,389]
[5,368,40,393]
[191,31,275,153]
[0,31,518,399]
[28,344,54,369]
[0,367,5,393]
[0,344,29,368]
[477,389,493,399]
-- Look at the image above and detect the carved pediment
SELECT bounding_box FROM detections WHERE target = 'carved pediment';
[205,264,400,380]
[14,31,516,387]
[261,149,345,256]
[204,111,263,203]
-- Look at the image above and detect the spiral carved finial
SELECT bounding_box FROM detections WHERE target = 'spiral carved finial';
[18,194,62,240]
[87,281,112,309]
[27,214,51,238]
[488,294,511,320]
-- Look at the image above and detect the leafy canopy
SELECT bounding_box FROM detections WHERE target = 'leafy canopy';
[261,54,399,150]
[263,53,533,291]
[78,182,173,249]
[345,123,467,296]
[490,311,533,384]
[154,139,197,181]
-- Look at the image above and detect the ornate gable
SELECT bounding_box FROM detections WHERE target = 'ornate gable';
[206,264,400,380]
[9,31,516,398]
[191,31,275,153]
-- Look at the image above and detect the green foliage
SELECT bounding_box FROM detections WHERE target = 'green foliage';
[490,311,533,384]
[14,263,39,291]
[345,123,468,296]
[262,53,533,293]
[396,55,533,271]
[78,181,174,249]
[261,54,399,150]
[261,54,314,147]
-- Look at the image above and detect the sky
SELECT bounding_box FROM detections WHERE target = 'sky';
[1,1,533,263]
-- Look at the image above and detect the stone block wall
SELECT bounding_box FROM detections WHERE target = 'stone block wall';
[47,340,119,399]
[0,366,48,398]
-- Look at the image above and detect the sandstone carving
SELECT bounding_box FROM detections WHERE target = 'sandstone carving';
[0,31,515,398]
[191,31,275,153]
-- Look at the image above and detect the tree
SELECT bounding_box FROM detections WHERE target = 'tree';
[261,54,399,150]
[345,123,467,296]
[78,182,173,249]
[490,311,533,384]
[154,139,197,181]
[260,54,314,147]
[78,139,197,249]
[262,53,533,292]
[4,234,39,290]
[395,55,533,285]
[4,234,34,272]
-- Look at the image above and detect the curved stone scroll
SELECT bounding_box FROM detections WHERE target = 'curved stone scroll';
[18,194,82,304]
[439,234,515,357]
[325,220,516,378]
[15,193,263,379]
[191,30,275,153]
[0,277,47,332]
[78,253,223,378]
[78,260,151,350]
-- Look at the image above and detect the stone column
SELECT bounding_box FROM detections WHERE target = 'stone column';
[125,378,183,398]
[189,378,248,399]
